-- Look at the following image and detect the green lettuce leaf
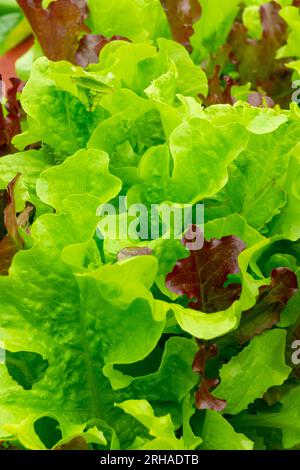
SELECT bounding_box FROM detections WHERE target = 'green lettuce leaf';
[205,114,300,231]
[277,6,300,59]
[87,0,170,42]
[117,399,185,450]
[232,385,300,449]
[199,410,254,450]
[162,214,268,339]
[191,0,240,62]
[13,57,107,160]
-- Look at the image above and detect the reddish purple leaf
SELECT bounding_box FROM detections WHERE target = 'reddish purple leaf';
[55,436,88,450]
[200,65,236,106]
[0,175,33,275]
[235,268,298,345]
[166,227,245,313]
[17,0,87,63]
[195,377,227,411]
[192,343,218,375]
[0,176,21,275]
[160,0,201,51]
[0,106,6,156]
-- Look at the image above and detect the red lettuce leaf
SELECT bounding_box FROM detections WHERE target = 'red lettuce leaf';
[160,0,201,51]
[0,235,16,274]
[117,247,153,262]
[0,77,23,157]
[248,92,275,108]
[166,226,245,313]
[4,174,23,248]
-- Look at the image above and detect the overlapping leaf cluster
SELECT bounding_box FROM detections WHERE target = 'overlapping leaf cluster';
[0,0,300,451]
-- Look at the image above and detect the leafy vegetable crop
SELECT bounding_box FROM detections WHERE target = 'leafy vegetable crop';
[0,0,300,451]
